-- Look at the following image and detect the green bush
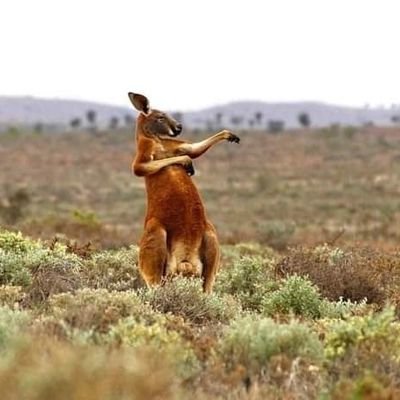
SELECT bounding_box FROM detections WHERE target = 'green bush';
[262,275,322,318]
[142,277,241,324]
[0,231,42,286]
[215,256,277,311]
[0,306,30,348]
[263,275,369,319]
[219,315,323,376]
[0,230,83,289]
[0,230,39,254]
[324,307,400,360]
[48,289,154,333]
[323,307,400,388]
[108,316,200,380]
[83,246,143,291]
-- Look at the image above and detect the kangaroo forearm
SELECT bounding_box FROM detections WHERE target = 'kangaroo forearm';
[180,132,226,159]
[133,156,186,176]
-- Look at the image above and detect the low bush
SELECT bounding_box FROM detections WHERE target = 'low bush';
[276,245,400,306]
[83,246,143,291]
[142,277,241,324]
[262,275,369,319]
[109,316,200,380]
[0,230,84,294]
[26,257,83,305]
[0,286,25,308]
[48,289,154,333]
[262,275,323,319]
[0,340,178,400]
[0,306,30,348]
[221,243,278,265]
[215,256,277,311]
[219,315,323,377]
[331,373,400,400]
[324,307,400,386]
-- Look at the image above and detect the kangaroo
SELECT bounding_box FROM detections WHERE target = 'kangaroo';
[128,93,240,292]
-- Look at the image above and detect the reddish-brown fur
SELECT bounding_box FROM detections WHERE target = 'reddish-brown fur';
[129,93,240,292]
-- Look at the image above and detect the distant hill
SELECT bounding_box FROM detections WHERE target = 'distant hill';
[183,101,399,130]
[0,96,132,131]
[0,96,399,131]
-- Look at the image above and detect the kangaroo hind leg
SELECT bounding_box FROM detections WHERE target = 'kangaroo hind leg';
[200,222,221,293]
[139,219,167,287]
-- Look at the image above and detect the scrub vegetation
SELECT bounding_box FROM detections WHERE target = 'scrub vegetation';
[1,126,400,398]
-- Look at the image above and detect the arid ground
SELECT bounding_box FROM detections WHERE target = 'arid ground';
[1,126,400,399]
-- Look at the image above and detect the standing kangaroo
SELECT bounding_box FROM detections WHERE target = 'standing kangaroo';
[129,93,240,292]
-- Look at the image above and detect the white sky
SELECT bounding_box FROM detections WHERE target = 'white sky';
[1,0,399,110]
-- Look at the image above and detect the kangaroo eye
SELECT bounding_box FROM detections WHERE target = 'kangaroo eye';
[157,117,165,122]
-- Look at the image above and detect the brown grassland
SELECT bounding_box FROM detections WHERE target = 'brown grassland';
[1,126,400,399]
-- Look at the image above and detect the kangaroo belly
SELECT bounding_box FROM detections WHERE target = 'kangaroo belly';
[145,167,207,232]
[144,166,206,278]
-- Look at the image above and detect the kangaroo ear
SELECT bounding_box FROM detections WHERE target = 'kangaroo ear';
[128,92,150,114]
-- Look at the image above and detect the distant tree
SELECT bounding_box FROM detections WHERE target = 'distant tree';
[70,118,81,129]
[33,122,43,134]
[230,115,243,129]
[124,114,135,126]
[363,121,374,128]
[254,112,263,126]
[248,119,255,129]
[268,120,285,133]
[86,109,97,133]
[215,112,223,128]
[391,115,400,124]
[298,112,311,128]
[109,116,119,130]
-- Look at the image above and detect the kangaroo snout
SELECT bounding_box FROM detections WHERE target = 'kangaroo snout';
[173,123,183,135]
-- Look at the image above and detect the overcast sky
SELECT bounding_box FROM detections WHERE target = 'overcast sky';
[1,0,399,110]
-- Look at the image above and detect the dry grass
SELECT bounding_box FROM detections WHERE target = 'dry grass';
[2,126,400,250]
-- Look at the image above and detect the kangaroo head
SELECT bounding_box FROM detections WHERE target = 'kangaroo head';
[128,92,182,138]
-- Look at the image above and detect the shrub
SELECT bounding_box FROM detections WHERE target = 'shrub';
[215,256,277,311]
[26,256,83,305]
[142,277,241,324]
[0,250,33,286]
[221,243,278,265]
[331,373,400,400]
[0,230,83,291]
[276,245,400,306]
[0,340,178,400]
[0,286,25,308]
[83,246,143,291]
[262,275,322,319]
[48,289,154,333]
[219,315,323,377]
[108,316,200,380]
[324,307,400,361]
[0,306,30,348]
[0,230,44,286]
[0,230,39,254]
[324,307,400,385]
